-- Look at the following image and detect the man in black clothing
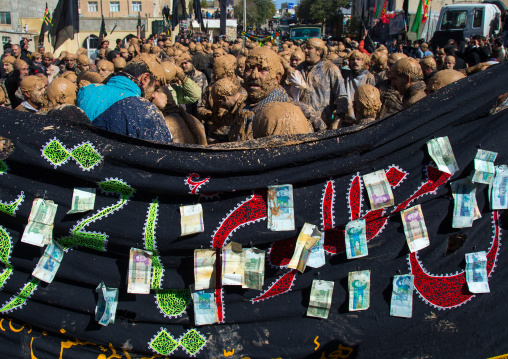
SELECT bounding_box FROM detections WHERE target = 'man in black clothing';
[444,45,467,70]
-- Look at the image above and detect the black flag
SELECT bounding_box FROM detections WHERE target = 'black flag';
[39,3,53,45]
[171,0,179,31]
[50,0,79,51]
[220,0,227,35]
[194,0,205,32]
[99,15,107,41]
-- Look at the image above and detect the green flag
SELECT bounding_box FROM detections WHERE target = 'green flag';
[411,0,424,36]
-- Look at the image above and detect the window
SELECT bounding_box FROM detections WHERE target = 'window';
[132,1,142,12]
[440,10,468,30]
[473,9,483,28]
[0,12,11,25]
[88,1,98,12]
[2,37,11,46]
[110,1,120,12]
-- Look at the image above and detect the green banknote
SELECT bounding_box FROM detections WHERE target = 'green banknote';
[489,165,508,210]
[267,184,295,231]
[465,251,490,293]
[242,247,265,290]
[390,275,414,318]
[67,187,96,214]
[401,205,429,253]
[307,280,334,319]
[472,149,497,184]
[426,136,459,174]
[363,170,394,210]
[345,219,368,259]
[451,179,478,228]
[348,270,370,311]
[32,241,64,283]
[22,198,58,247]
[95,281,119,326]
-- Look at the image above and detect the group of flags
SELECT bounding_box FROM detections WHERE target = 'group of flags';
[38,0,79,50]
[372,0,431,35]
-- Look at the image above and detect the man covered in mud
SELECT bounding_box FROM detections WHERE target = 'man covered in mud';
[14,75,46,113]
[296,38,348,126]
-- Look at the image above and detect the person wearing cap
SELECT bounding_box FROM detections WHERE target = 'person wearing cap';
[42,52,60,83]
[14,75,46,113]
[77,53,172,143]
[178,53,208,116]
[296,37,348,126]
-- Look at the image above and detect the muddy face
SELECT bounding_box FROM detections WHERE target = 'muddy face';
[2,62,13,74]
[444,56,455,70]
[47,78,77,106]
[151,89,167,110]
[349,51,366,73]
[244,48,282,102]
[30,80,47,106]
[213,55,236,81]
[97,60,114,79]
[236,57,246,77]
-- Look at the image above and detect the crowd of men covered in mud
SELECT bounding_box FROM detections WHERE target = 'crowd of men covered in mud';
[0,33,506,145]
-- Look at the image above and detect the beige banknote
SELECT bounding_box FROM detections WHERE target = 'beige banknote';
[180,204,204,236]
[288,223,320,273]
[194,249,216,290]
[401,205,430,253]
[67,188,96,214]
[222,242,244,286]
[426,136,459,174]
[363,170,394,210]
[22,198,58,247]
[127,248,152,294]
[348,270,370,311]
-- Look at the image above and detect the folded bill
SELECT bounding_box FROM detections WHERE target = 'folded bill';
[288,223,321,273]
[390,274,414,318]
[345,219,368,259]
[307,280,334,319]
[194,249,216,290]
[472,149,497,184]
[222,242,244,286]
[32,241,64,283]
[22,198,58,247]
[489,165,508,210]
[307,232,326,268]
[95,281,119,326]
[401,205,430,253]
[67,188,96,214]
[451,179,477,228]
[267,184,295,231]
[180,204,204,236]
[348,270,370,311]
[242,247,265,290]
[363,170,394,210]
[127,248,152,294]
[427,136,459,174]
[191,285,218,326]
[465,251,490,293]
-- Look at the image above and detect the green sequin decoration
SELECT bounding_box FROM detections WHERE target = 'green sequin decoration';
[0,193,24,217]
[0,160,7,175]
[42,140,70,166]
[149,329,179,356]
[58,180,133,251]
[179,329,207,355]
[70,143,102,170]
[156,289,192,317]
[0,227,13,290]
[0,278,40,312]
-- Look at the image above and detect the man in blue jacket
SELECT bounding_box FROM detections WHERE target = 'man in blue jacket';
[77,53,173,143]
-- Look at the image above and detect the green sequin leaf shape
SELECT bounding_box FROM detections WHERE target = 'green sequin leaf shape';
[57,179,134,252]
[0,226,13,291]
[0,192,24,217]
[41,138,103,171]
[0,160,8,175]
[0,278,40,313]
[179,329,207,356]
[149,328,179,356]
[143,199,191,317]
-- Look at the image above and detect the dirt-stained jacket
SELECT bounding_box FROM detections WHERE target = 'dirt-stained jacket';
[296,60,348,125]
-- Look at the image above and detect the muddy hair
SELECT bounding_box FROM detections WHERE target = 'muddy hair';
[122,61,155,85]
[192,52,214,83]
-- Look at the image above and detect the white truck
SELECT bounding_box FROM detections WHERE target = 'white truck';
[430,3,501,48]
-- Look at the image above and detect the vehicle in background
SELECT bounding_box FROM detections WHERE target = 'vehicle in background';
[289,24,323,41]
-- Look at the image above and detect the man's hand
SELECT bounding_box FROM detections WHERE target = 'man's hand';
[175,66,186,82]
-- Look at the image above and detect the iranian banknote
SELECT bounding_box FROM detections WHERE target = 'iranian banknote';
[180,204,204,236]
[194,249,216,290]
[288,223,321,273]
[191,285,218,326]
[472,149,497,184]
[363,170,394,210]
[490,165,508,210]
[67,188,96,214]
[22,198,58,247]
[95,281,119,326]
[307,280,334,319]
[451,179,477,228]
[32,242,64,283]
[348,270,370,311]
[222,242,244,286]
[426,136,459,174]
[465,251,490,293]
[307,232,326,268]
[242,247,265,290]
[401,205,430,253]
[267,184,295,231]
[345,219,368,259]
[127,248,152,294]
[390,274,414,318]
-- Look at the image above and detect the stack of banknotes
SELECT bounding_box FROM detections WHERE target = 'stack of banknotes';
[22,199,58,247]
[451,178,481,228]
[472,150,497,184]
[307,280,334,319]
[190,286,218,326]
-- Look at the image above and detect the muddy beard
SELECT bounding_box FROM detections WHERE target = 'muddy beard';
[247,76,277,103]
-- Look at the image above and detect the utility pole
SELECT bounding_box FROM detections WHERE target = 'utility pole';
[243,0,246,32]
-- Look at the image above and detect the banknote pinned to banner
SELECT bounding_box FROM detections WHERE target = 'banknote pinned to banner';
[127,248,152,294]
[95,282,119,326]
[288,223,321,273]
[242,247,265,291]
[349,270,370,312]
[190,285,219,326]
[67,188,96,214]
[222,242,244,286]
[401,204,430,253]
[451,179,478,228]
[180,204,204,236]
[390,275,414,318]
[267,184,295,231]
[489,165,508,210]
[22,198,58,247]
[465,251,490,293]
[472,149,497,184]
[426,136,459,174]
[307,280,334,319]
[307,232,326,268]
[345,219,368,259]
[32,242,64,283]
[363,170,394,210]
[194,249,216,290]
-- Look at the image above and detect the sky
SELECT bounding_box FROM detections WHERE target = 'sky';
[274,0,299,10]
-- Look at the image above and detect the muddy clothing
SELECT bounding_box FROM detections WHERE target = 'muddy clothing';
[424,70,438,84]
[296,60,348,125]
[342,69,376,105]
[285,69,306,101]
[0,78,12,109]
[14,101,38,113]
[185,68,208,116]
[402,81,426,109]
[5,72,22,109]
[45,64,60,83]
[59,63,78,75]
[168,76,202,105]
[377,79,403,118]
[371,69,388,86]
